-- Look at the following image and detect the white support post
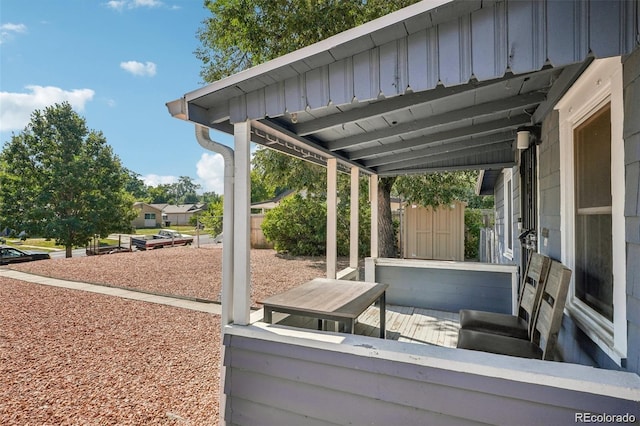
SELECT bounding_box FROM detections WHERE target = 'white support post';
[327,158,337,279]
[233,121,251,325]
[350,167,359,269]
[370,174,379,258]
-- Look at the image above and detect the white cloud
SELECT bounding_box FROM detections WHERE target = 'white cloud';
[120,60,157,77]
[142,174,178,187]
[106,0,163,11]
[0,85,95,132]
[0,22,27,44]
[196,152,225,195]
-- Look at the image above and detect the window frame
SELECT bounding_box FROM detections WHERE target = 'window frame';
[502,168,514,260]
[556,57,627,365]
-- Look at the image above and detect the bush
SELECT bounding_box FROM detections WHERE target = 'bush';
[262,193,371,257]
[464,209,484,260]
[262,194,327,256]
[198,201,224,236]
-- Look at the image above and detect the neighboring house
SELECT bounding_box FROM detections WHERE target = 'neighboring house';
[250,189,295,214]
[167,1,640,423]
[132,203,203,228]
[161,204,204,226]
[131,202,163,228]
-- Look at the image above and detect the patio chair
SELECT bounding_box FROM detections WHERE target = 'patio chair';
[458,252,551,340]
[456,260,572,360]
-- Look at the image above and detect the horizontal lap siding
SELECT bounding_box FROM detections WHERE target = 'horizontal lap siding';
[374,266,512,314]
[624,47,640,374]
[223,333,638,425]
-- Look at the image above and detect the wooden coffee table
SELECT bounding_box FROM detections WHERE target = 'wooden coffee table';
[261,278,388,338]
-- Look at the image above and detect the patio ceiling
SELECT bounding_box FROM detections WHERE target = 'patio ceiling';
[167,0,639,176]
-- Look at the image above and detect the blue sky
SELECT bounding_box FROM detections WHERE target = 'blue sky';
[1,0,234,194]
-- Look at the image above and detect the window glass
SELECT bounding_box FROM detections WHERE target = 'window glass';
[573,104,613,321]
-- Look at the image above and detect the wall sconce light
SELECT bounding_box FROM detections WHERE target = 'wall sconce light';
[516,125,541,150]
[517,130,531,150]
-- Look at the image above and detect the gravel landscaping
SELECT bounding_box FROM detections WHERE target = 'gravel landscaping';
[1,247,336,425]
[8,246,337,306]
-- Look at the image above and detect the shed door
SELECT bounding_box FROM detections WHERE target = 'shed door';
[404,203,464,261]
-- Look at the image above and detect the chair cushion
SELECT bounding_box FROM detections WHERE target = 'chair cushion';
[459,309,529,340]
[457,329,543,359]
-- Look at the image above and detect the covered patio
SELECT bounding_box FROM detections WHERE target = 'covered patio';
[167,0,640,424]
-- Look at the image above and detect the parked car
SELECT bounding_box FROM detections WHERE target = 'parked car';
[130,229,194,251]
[0,245,51,265]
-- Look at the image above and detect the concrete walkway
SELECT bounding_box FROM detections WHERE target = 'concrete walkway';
[0,268,222,315]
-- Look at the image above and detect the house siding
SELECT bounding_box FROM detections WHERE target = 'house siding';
[623,47,640,374]
[532,48,640,374]
[492,167,521,268]
[222,326,640,426]
[535,90,620,370]
[538,111,562,261]
[371,260,516,314]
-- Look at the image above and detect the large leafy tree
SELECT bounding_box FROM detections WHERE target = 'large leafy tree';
[196,0,417,82]
[123,168,149,200]
[0,102,136,257]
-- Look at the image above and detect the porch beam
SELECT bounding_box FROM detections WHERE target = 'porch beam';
[350,115,529,160]
[375,141,513,173]
[350,167,359,269]
[327,92,544,151]
[233,121,251,325]
[362,131,515,168]
[293,71,549,138]
[370,174,379,258]
[532,61,592,124]
[377,161,517,177]
[327,158,338,279]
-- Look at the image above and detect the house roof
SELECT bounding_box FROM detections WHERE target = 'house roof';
[134,202,164,212]
[162,204,203,214]
[251,189,296,209]
[476,169,502,196]
[167,0,639,176]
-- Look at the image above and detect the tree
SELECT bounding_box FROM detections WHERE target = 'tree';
[174,176,201,204]
[147,184,173,204]
[0,102,136,257]
[197,0,417,82]
[198,199,224,236]
[123,168,149,200]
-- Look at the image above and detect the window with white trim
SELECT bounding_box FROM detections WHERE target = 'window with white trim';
[557,57,627,365]
[503,169,513,260]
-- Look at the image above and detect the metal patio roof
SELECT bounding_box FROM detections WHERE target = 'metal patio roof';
[167,0,639,176]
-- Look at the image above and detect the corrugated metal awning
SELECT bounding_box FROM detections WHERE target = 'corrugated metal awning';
[167,0,639,176]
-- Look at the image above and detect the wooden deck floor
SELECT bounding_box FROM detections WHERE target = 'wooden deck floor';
[269,304,460,348]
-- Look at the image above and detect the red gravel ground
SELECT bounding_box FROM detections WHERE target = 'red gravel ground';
[8,246,333,306]
[1,247,336,425]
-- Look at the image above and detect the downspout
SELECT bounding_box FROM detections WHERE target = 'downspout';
[195,124,235,327]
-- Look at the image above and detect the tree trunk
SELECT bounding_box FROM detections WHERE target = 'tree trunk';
[378,176,397,258]
[65,245,73,258]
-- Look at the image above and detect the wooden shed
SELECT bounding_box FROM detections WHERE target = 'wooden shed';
[403,201,465,261]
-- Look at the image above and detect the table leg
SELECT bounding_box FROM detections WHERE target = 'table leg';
[379,292,386,339]
[264,306,273,323]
